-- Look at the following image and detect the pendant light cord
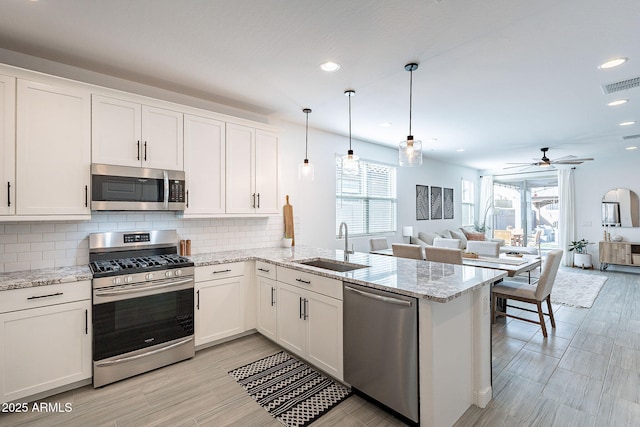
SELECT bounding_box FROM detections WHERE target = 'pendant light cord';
[348,92,353,150]
[305,110,309,158]
[408,67,413,136]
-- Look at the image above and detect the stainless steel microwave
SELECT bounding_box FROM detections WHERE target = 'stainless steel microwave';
[91,164,186,211]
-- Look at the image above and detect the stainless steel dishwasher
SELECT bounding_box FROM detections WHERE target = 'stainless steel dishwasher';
[343,282,419,424]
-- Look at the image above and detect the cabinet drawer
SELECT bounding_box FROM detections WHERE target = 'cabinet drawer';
[195,262,245,282]
[0,281,91,314]
[255,261,276,280]
[276,266,342,300]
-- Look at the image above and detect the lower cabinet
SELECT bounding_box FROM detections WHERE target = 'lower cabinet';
[275,267,343,380]
[0,282,92,403]
[255,261,277,341]
[195,262,245,346]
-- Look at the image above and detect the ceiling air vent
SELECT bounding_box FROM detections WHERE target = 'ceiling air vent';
[622,134,640,140]
[602,77,640,94]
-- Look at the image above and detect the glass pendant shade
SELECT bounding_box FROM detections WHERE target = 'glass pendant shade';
[399,135,423,166]
[298,158,315,181]
[342,149,360,175]
[298,108,315,181]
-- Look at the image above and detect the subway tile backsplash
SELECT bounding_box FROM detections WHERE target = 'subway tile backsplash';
[0,212,293,273]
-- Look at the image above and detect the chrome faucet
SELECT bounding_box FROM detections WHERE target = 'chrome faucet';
[338,222,354,261]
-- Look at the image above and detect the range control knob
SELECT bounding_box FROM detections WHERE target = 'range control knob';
[165,270,173,278]
[112,277,121,285]
[145,273,154,281]
[175,269,182,277]
[125,276,133,283]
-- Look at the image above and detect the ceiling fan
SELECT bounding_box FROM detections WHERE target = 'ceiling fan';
[505,147,594,169]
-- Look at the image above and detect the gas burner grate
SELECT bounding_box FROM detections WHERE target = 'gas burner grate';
[89,254,193,276]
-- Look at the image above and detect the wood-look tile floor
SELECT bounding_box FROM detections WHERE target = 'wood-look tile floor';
[1,267,639,426]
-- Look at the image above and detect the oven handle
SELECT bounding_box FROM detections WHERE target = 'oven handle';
[163,170,169,210]
[94,278,193,297]
[94,337,193,367]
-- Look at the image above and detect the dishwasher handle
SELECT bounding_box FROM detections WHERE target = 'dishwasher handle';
[344,285,412,307]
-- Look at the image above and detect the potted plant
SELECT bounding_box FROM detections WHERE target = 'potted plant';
[569,239,593,269]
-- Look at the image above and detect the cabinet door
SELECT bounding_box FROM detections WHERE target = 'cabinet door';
[225,123,255,214]
[306,292,343,380]
[183,114,225,215]
[16,80,91,216]
[0,300,91,403]
[141,105,184,171]
[195,276,245,346]
[0,75,15,216]
[256,275,277,341]
[91,95,142,167]
[276,282,306,357]
[255,130,279,214]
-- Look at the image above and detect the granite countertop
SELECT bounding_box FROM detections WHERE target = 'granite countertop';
[191,246,507,302]
[0,265,92,292]
[0,246,506,302]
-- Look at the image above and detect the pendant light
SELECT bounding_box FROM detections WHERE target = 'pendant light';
[298,108,315,181]
[342,90,359,175]
[399,63,423,167]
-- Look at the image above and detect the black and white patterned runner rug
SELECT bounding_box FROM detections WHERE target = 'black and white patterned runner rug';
[228,351,352,427]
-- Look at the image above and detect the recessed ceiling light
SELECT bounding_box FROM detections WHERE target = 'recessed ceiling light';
[625,146,638,150]
[320,62,340,72]
[379,122,392,127]
[620,121,636,126]
[456,148,465,152]
[608,99,628,106]
[598,57,628,69]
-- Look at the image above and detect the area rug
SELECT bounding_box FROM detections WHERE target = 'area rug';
[228,351,351,427]
[550,271,607,308]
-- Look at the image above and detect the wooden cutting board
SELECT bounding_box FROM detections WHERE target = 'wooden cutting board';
[283,195,294,246]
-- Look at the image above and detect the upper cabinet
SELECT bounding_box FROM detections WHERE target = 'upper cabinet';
[0,75,15,216]
[226,124,279,214]
[15,79,91,217]
[92,95,184,171]
[182,114,226,216]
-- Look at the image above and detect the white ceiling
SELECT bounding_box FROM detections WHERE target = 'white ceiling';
[1,0,639,171]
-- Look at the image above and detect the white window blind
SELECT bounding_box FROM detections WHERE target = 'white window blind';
[336,156,397,237]
[461,179,475,226]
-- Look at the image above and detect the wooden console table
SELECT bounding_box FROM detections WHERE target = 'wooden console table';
[599,241,640,270]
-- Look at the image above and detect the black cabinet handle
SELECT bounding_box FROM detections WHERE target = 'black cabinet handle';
[299,297,303,319]
[144,141,147,161]
[196,289,200,310]
[296,278,311,285]
[137,140,140,160]
[186,190,189,208]
[7,182,10,207]
[27,292,63,300]
[84,185,88,207]
[258,267,270,273]
[271,287,275,306]
[257,193,260,209]
[213,269,232,274]
[252,193,256,208]
[85,309,88,334]
[303,298,308,320]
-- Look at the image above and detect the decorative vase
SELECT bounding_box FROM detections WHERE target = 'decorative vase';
[282,237,293,248]
[573,253,592,269]
[611,235,623,242]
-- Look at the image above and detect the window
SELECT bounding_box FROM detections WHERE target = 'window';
[336,156,397,237]
[461,179,475,226]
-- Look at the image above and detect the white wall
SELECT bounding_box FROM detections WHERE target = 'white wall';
[278,120,479,253]
[574,155,640,269]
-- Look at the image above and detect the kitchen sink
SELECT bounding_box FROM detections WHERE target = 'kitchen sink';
[297,258,369,272]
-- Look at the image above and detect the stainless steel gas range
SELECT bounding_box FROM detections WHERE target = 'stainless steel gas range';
[88,230,195,388]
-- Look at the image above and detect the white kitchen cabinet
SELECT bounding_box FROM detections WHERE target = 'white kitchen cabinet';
[225,124,279,214]
[275,267,343,380]
[0,74,15,216]
[194,262,245,347]
[16,79,91,217]
[255,262,277,341]
[92,94,184,171]
[0,282,92,404]
[182,114,225,216]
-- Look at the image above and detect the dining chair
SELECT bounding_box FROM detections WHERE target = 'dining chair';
[391,243,424,260]
[491,249,563,337]
[466,241,500,258]
[424,246,463,265]
[369,237,389,252]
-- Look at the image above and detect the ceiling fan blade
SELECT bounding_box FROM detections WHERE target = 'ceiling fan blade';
[551,157,594,164]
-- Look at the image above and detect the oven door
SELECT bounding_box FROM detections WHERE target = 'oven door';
[92,277,194,362]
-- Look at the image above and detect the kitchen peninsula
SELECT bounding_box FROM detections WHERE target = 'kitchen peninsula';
[0,246,504,427]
